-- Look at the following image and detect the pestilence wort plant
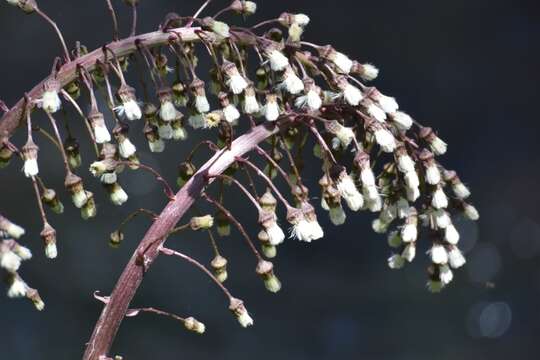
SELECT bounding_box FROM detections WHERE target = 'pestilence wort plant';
[0,0,479,359]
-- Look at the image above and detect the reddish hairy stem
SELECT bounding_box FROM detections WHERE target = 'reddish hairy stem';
[82,122,281,360]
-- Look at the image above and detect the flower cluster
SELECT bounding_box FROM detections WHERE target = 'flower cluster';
[1,0,479,336]
[0,214,44,310]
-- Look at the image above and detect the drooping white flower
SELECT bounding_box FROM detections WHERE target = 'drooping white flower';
[370,89,399,114]
[0,251,21,272]
[444,224,460,245]
[430,136,447,156]
[420,127,447,155]
[100,172,117,185]
[159,101,177,122]
[41,79,62,114]
[406,186,420,202]
[243,88,260,114]
[263,221,285,246]
[118,137,137,158]
[23,158,39,178]
[294,14,310,26]
[319,46,354,74]
[452,182,471,200]
[265,48,289,72]
[425,163,441,185]
[0,218,25,239]
[448,246,466,269]
[223,104,241,124]
[22,141,39,178]
[45,242,58,259]
[401,222,418,243]
[429,244,448,265]
[439,264,454,285]
[116,85,142,121]
[229,298,254,328]
[404,171,420,190]
[388,254,405,269]
[366,101,387,122]
[336,172,364,211]
[295,81,323,111]
[397,153,416,174]
[158,123,173,140]
[431,187,448,209]
[402,243,416,262]
[433,209,451,229]
[191,78,211,113]
[188,114,205,129]
[339,80,363,106]
[149,139,165,153]
[357,63,379,81]
[195,95,210,114]
[373,126,396,153]
[463,204,480,221]
[263,94,280,121]
[13,244,32,260]
[223,61,248,95]
[280,67,304,94]
[372,219,390,234]
[391,111,413,130]
[329,205,346,225]
[110,183,128,206]
[7,276,27,298]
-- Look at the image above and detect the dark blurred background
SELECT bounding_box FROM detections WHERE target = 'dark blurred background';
[1,0,539,359]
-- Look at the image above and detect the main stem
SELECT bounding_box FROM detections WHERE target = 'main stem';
[82,122,280,360]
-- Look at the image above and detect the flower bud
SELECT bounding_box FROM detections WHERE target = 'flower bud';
[7,273,27,298]
[22,140,39,177]
[216,210,231,237]
[190,78,210,114]
[0,216,25,239]
[41,78,62,113]
[231,0,257,16]
[65,173,88,208]
[64,137,82,169]
[256,260,281,293]
[229,298,254,327]
[40,222,57,259]
[81,191,97,220]
[88,109,111,144]
[258,230,277,258]
[26,288,45,311]
[177,162,196,187]
[262,93,280,121]
[202,17,230,38]
[211,255,228,283]
[420,127,447,156]
[319,45,353,74]
[184,316,206,334]
[42,188,64,214]
[116,85,142,121]
[190,215,214,230]
[351,62,379,81]
[262,43,289,72]
[158,87,178,122]
[0,143,14,168]
[109,230,124,248]
[107,183,129,206]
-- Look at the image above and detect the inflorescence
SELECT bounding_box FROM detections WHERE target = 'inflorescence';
[1,0,479,332]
